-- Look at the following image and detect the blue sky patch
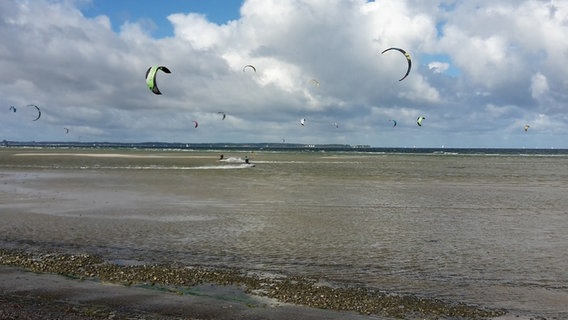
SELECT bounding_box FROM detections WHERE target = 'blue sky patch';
[80,0,243,38]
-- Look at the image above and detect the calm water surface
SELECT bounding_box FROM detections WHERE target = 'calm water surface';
[1,148,567,318]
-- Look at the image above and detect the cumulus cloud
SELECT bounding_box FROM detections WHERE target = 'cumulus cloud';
[0,0,567,148]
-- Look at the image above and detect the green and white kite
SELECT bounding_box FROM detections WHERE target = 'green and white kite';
[145,66,171,95]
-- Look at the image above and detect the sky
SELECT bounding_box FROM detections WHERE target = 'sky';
[1,0,567,148]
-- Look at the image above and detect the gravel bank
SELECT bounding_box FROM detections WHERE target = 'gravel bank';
[0,248,507,319]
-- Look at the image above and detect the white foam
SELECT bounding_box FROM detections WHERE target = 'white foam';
[196,163,255,169]
[219,156,246,163]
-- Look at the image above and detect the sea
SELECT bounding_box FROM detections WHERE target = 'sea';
[1,145,567,319]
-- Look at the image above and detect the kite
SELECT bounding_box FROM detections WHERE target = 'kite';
[417,116,425,126]
[64,127,69,134]
[9,106,16,112]
[524,124,530,132]
[310,79,320,87]
[243,64,256,73]
[300,118,306,126]
[192,120,199,128]
[27,104,41,121]
[381,47,412,81]
[218,112,226,120]
[145,66,171,95]
[390,119,397,127]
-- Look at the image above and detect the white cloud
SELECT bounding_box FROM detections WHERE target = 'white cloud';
[0,0,567,147]
[530,72,549,99]
[428,61,449,73]
[168,13,228,50]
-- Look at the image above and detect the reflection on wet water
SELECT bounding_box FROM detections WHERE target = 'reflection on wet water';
[1,149,567,318]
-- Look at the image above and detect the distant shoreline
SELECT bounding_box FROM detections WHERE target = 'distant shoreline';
[1,141,566,154]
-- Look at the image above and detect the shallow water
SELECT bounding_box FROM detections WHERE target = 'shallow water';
[1,148,567,318]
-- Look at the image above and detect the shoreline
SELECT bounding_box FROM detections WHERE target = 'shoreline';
[0,248,507,319]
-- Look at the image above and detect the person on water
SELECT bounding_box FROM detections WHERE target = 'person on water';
[244,155,250,164]
[219,154,224,160]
